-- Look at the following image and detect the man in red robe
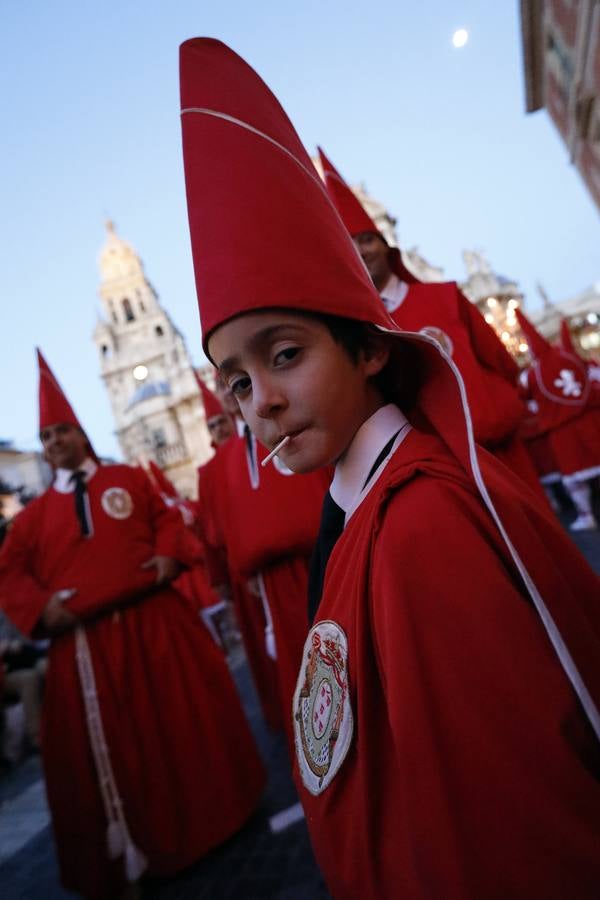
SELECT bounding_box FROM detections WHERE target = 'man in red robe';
[0,349,265,900]
[199,397,329,748]
[317,147,542,491]
[180,38,600,900]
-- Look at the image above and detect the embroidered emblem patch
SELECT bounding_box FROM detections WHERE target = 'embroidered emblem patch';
[101,487,133,520]
[419,325,454,357]
[293,620,353,796]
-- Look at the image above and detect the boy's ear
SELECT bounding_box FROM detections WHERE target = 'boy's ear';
[363,334,391,377]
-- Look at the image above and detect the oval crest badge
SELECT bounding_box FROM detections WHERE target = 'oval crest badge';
[293,620,353,796]
[101,487,133,520]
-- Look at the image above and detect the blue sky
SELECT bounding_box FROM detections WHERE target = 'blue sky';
[2,1,598,459]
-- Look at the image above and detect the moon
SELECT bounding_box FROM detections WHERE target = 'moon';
[452,28,469,48]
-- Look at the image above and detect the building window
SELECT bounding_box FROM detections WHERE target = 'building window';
[155,324,164,337]
[101,344,111,358]
[152,428,167,448]
[123,298,135,322]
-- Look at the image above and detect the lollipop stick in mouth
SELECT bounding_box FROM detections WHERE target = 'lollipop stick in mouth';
[261,435,291,467]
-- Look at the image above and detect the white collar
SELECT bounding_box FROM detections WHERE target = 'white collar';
[380,272,409,313]
[53,457,98,494]
[330,404,411,523]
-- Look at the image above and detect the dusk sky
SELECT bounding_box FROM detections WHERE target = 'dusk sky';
[2,1,598,459]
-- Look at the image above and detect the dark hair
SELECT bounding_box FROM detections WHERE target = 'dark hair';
[311,312,422,410]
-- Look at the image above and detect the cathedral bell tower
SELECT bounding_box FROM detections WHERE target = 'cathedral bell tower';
[93,221,212,496]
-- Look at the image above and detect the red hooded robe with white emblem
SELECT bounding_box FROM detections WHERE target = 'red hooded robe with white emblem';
[0,350,265,899]
[180,38,600,900]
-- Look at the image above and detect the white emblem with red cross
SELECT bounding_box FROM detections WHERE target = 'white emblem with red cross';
[293,620,353,796]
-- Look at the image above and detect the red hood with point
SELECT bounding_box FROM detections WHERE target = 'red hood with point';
[317,146,419,284]
[194,369,225,420]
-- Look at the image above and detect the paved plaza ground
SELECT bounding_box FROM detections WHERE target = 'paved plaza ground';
[1,509,599,899]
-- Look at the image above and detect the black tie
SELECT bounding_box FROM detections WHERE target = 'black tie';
[70,470,90,537]
[307,429,403,623]
[307,491,345,624]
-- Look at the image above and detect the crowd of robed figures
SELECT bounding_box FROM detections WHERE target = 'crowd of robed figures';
[1,36,600,900]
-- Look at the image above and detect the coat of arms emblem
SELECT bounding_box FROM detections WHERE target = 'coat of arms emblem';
[293,620,353,795]
[101,487,133,520]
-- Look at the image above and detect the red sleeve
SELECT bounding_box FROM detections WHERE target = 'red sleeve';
[198,464,230,587]
[456,287,519,383]
[133,469,201,566]
[0,511,52,637]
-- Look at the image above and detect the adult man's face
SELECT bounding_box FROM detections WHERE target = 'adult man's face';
[207,413,234,446]
[353,231,392,292]
[214,373,240,417]
[40,423,89,470]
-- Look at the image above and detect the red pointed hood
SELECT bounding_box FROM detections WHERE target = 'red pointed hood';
[317,146,419,285]
[516,309,553,360]
[180,39,391,349]
[194,369,224,420]
[38,348,82,432]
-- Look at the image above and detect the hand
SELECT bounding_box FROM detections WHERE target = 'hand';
[141,555,182,585]
[41,590,78,635]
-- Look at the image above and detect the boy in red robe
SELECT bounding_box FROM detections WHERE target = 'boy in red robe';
[180,38,600,900]
[317,147,543,492]
[0,349,265,900]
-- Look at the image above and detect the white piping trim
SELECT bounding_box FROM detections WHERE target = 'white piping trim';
[256,570,277,660]
[180,106,371,275]
[245,429,260,490]
[180,107,329,201]
[376,326,600,743]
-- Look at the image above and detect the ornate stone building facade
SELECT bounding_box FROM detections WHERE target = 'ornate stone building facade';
[459,250,530,364]
[93,223,212,497]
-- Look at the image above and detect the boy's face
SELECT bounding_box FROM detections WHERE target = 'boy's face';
[208,311,388,473]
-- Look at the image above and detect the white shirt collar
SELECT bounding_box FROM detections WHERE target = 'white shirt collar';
[380,272,409,313]
[330,404,411,523]
[53,457,98,494]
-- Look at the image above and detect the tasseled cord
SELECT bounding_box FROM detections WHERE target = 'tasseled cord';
[75,627,147,882]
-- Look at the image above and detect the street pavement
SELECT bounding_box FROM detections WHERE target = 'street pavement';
[1,509,599,900]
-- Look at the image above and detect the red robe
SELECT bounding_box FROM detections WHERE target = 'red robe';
[0,464,265,900]
[206,431,328,746]
[198,448,283,730]
[522,348,600,480]
[389,283,541,486]
[293,429,600,900]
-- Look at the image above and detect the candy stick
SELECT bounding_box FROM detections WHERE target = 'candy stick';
[261,435,290,467]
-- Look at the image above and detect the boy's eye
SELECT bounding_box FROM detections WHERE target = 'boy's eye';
[230,376,251,397]
[273,346,300,366]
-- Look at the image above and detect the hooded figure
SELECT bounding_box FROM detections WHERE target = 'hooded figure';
[181,38,600,900]
[316,148,546,493]
[0,348,265,899]
[517,309,600,530]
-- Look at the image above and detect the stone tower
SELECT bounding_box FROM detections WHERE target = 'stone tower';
[93,221,212,496]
